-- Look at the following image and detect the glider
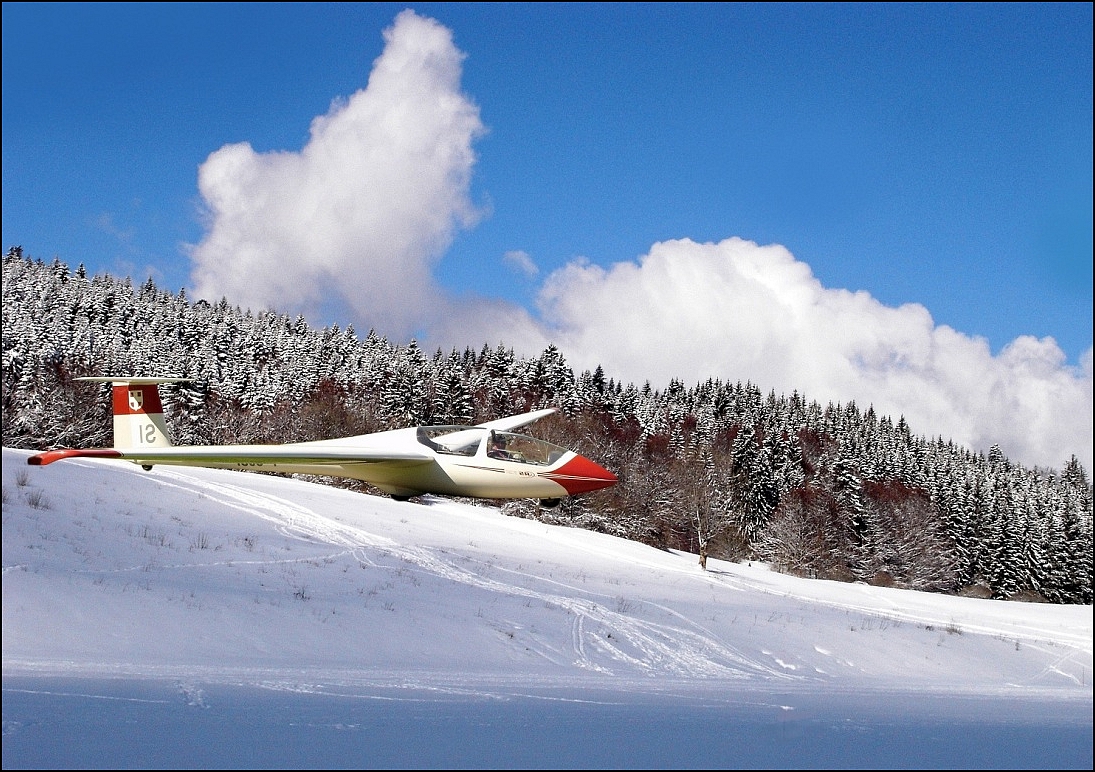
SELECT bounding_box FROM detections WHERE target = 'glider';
[27,377,617,505]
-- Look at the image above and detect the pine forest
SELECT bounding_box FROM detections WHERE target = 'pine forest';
[3,248,1091,604]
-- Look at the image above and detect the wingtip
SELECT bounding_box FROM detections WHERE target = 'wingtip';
[27,449,123,466]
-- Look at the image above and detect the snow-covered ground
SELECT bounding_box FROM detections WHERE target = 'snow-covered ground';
[3,446,1091,769]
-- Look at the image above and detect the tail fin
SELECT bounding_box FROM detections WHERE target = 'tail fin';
[76,377,188,449]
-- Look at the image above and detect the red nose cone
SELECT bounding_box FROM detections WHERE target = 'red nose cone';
[547,454,618,495]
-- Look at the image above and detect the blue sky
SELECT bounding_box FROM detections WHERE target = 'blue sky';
[3,3,1092,469]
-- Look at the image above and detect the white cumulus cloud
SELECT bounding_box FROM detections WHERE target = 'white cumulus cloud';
[511,237,1092,471]
[188,9,484,337]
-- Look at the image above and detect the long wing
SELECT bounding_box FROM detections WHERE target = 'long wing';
[28,444,433,467]
[29,407,557,467]
[476,408,557,433]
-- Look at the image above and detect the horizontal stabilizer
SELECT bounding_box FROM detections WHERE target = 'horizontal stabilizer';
[75,376,190,384]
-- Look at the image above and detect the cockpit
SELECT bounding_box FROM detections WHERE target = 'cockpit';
[416,425,567,466]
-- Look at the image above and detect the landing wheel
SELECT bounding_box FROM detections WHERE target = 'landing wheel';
[391,495,412,502]
[539,498,561,508]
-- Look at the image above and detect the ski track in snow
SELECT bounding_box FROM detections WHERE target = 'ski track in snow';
[153,467,796,682]
[6,453,1090,701]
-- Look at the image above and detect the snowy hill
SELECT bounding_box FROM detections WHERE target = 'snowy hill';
[3,447,1091,769]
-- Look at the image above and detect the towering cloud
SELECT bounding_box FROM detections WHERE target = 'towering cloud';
[189,10,484,336]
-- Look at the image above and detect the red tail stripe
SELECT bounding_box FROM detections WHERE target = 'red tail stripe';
[112,384,164,416]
